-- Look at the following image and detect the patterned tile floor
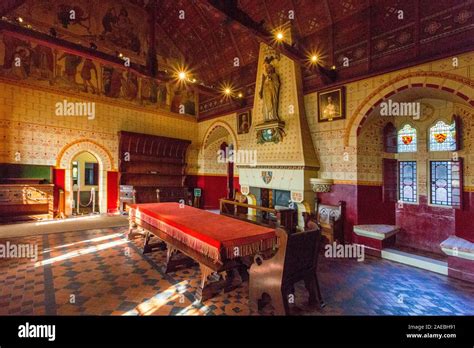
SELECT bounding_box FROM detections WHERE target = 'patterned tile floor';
[1,226,474,316]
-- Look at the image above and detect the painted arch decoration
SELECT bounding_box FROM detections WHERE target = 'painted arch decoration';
[345,71,474,147]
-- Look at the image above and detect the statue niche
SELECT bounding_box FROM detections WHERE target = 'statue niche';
[256,55,285,144]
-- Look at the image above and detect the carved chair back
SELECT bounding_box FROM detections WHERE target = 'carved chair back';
[317,203,342,225]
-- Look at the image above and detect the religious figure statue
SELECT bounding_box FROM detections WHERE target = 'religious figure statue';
[259,57,280,122]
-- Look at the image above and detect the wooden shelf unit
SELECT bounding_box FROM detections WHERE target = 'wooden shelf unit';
[118,131,192,204]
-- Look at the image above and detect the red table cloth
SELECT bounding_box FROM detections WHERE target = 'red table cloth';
[129,203,277,263]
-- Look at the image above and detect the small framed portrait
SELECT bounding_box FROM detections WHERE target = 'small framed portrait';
[237,111,251,134]
[318,87,345,122]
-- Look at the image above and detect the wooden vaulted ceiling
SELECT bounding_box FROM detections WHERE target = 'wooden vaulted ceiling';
[151,0,473,114]
[0,0,26,16]
[153,0,374,84]
[1,0,473,119]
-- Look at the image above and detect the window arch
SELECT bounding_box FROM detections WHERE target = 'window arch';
[428,119,457,151]
[397,124,417,153]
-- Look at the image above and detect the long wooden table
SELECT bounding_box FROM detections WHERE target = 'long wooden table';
[128,203,278,301]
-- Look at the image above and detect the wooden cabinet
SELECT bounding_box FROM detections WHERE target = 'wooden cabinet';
[0,184,54,222]
[118,131,191,204]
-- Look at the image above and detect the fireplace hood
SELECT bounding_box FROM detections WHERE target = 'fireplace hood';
[237,38,319,215]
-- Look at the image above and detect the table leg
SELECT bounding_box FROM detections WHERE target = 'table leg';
[128,220,138,239]
[195,264,225,302]
[143,231,152,254]
[164,243,196,273]
[223,268,243,293]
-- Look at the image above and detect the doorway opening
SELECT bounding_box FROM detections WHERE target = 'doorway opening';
[71,151,100,215]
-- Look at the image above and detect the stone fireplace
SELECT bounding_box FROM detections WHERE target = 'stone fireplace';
[237,32,319,229]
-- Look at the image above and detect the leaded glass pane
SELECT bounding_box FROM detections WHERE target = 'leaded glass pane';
[429,121,456,151]
[397,124,417,152]
[399,161,417,203]
[430,161,453,206]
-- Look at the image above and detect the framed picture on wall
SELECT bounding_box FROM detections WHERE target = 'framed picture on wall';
[237,110,251,134]
[318,86,345,122]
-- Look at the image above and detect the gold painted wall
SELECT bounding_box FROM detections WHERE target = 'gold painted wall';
[0,80,200,171]
[304,51,474,187]
[356,99,473,192]
[197,116,238,177]
[198,52,474,189]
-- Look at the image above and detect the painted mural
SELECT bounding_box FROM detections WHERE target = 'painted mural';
[1,34,54,84]
[0,31,197,115]
[170,88,196,116]
[12,0,148,63]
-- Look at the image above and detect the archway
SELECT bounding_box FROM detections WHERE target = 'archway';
[354,80,474,254]
[345,71,474,147]
[71,151,100,215]
[199,122,238,209]
[201,120,239,151]
[56,139,114,216]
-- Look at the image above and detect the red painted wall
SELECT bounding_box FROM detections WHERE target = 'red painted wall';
[317,184,395,244]
[396,196,456,255]
[357,185,396,225]
[455,192,474,243]
[318,184,472,254]
[53,168,65,214]
[107,171,119,213]
[53,169,120,214]
[187,175,240,210]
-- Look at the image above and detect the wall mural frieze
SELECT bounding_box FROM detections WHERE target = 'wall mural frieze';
[12,0,149,64]
[236,165,319,171]
[0,30,197,117]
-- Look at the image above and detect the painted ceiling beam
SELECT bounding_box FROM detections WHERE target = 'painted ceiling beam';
[201,0,308,64]
[202,0,337,82]
[146,0,158,77]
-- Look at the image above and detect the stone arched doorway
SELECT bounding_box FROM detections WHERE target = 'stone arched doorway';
[56,139,114,216]
[199,121,239,208]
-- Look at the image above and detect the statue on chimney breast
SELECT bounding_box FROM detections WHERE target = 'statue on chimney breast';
[259,56,281,122]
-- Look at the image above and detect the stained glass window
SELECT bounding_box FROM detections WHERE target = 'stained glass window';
[397,124,417,152]
[430,160,462,207]
[429,120,456,151]
[399,161,417,203]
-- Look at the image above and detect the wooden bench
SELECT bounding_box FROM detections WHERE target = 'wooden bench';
[441,236,474,283]
[220,198,298,232]
[248,219,324,315]
[353,224,399,256]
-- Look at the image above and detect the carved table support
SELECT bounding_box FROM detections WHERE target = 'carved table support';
[163,243,196,273]
[127,219,139,239]
[195,263,227,302]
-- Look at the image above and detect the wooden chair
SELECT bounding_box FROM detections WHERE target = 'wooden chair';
[234,191,248,215]
[316,200,345,244]
[249,221,324,315]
